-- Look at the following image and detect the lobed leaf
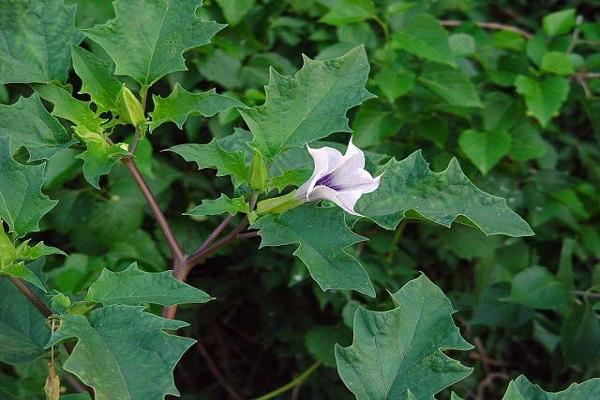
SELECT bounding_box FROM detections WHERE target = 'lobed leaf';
[85,263,213,306]
[150,83,245,132]
[252,204,375,297]
[0,94,74,161]
[0,0,82,84]
[47,305,195,400]
[186,194,249,217]
[239,46,374,159]
[335,274,473,399]
[502,375,600,399]
[83,0,225,85]
[357,150,534,237]
[0,137,57,237]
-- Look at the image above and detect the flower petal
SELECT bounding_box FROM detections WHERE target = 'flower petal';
[308,186,364,216]
[299,145,344,200]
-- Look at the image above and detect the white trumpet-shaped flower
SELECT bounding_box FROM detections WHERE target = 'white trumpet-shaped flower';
[296,138,381,216]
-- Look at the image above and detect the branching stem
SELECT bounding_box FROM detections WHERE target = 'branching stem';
[440,19,532,38]
[252,362,322,400]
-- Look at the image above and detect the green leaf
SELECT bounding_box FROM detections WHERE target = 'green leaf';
[459,129,511,174]
[506,266,570,309]
[374,68,415,103]
[357,151,533,236]
[335,274,473,399]
[215,0,255,26]
[47,305,195,400]
[482,92,521,133]
[83,0,225,85]
[71,46,122,113]
[239,46,373,159]
[76,139,128,190]
[34,83,105,136]
[85,263,213,306]
[560,303,600,365]
[0,274,51,365]
[0,0,82,84]
[515,75,570,127]
[2,263,46,292]
[270,169,311,192]
[150,83,245,132]
[0,94,73,161]
[541,51,574,75]
[509,124,546,161]
[320,0,375,26]
[252,204,375,297]
[392,14,455,67]
[502,375,600,399]
[186,194,249,217]
[493,30,525,51]
[419,64,482,107]
[168,139,249,187]
[543,9,576,37]
[449,33,476,57]
[0,137,57,237]
[305,326,351,368]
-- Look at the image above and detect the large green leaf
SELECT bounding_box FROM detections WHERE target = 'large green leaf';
[335,274,473,399]
[0,0,82,84]
[85,263,213,306]
[0,137,57,237]
[393,14,455,66]
[515,75,570,127]
[252,204,375,297]
[186,194,249,217]
[357,151,534,236]
[239,46,373,159]
[502,375,600,399]
[0,273,50,365]
[150,83,245,131]
[506,266,570,309]
[71,46,122,113]
[168,139,249,187]
[48,305,194,400]
[0,94,73,161]
[83,0,225,85]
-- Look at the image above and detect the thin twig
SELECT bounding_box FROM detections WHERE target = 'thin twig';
[192,215,234,256]
[197,339,242,400]
[121,157,186,268]
[572,290,600,299]
[237,231,258,239]
[440,20,532,38]
[252,362,321,400]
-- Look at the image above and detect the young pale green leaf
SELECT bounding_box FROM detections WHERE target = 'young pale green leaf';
[168,139,250,187]
[459,129,511,174]
[239,46,373,159]
[335,274,473,399]
[186,194,249,217]
[0,274,51,365]
[502,375,600,399]
[76,139,128,190]
[419,64,482,107]
[85,263,213,306]
[542,9,576,37]
[0,0,82,84]
[150,84,245,132]
[0,94,74,161]
[392,14,456,66]
[541,51,574,75]
[357,151,534,236]
[83,0,225,85]
[47,305,195,400]
[252,204,375,297]
[515,75,570,127]
[320,0,375,26]
[34,83,105,136]
[507,266,570,309]
[0,137,57,237]
[215,0,255,26]
[71,46,122,113]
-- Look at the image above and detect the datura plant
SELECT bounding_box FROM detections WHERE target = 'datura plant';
[0,0,599,399]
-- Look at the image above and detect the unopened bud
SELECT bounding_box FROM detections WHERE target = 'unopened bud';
[121,86,145,127]
[250,151,268,191]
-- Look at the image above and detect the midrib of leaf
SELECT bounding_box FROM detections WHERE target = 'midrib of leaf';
[145,4,170,84]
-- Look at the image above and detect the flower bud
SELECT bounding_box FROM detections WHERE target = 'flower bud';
[250,151,268,191]
[120,86,145,127]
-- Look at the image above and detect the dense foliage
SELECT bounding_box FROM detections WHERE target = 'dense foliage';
[1,0,599,399]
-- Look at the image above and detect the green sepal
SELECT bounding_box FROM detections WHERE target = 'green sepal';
[250,151,268,191]
[119,86,146,128]
[256,190,304,215]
